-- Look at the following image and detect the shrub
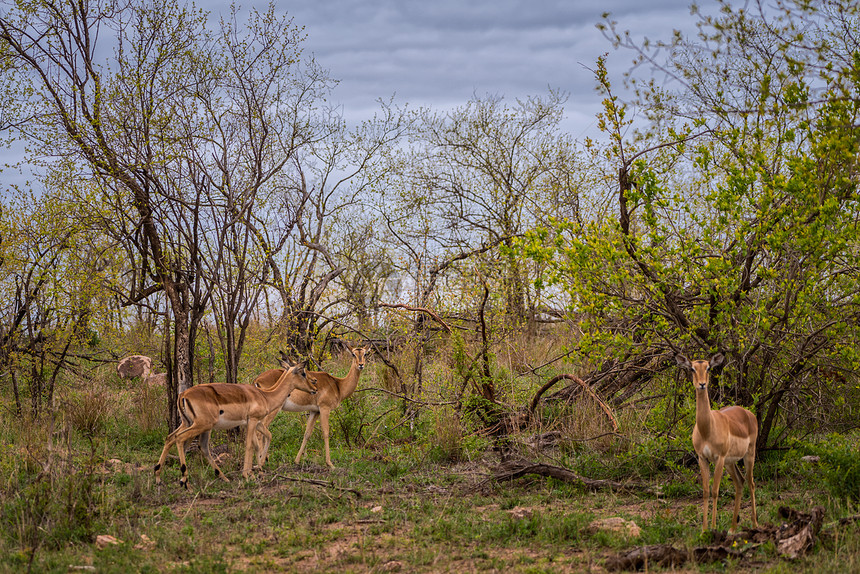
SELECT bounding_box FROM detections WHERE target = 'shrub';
[428,407,464,463]
[809,434,860,501]
[64,385,110,438]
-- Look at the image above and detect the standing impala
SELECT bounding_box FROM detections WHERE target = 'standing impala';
[676,353,758,533]
[254,345,372,468]
[154,360,317,488]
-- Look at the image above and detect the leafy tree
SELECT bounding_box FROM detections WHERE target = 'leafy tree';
[0,185,108,417]
[524,0,860,448]
[382,92,580,331]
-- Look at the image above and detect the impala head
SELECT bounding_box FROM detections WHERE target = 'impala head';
[675,353,724,391]
[351,345,373,371]
[278,358,318,395]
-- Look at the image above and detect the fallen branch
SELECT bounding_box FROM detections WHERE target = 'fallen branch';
[486,458,657,494]
[826,513,860,529]
[267,473,362,499]
[605,505,825,571]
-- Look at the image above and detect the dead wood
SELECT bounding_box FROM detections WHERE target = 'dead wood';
[604,544,694,571]
[267,472,362,498]
[832,513,860,527]
[486,458,656,494]
[605,505,825,571]
[528,374,618,431]
[377,302,452,333]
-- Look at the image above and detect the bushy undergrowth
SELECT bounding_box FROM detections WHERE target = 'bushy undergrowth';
[1,338,860,572]
[804,434,860,501]
[0,417,105,567]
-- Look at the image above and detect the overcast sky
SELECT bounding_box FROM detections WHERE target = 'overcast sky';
[278,0,723,140]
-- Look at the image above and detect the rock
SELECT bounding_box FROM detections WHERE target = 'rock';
[116,355,153,381]
[507,506,533,520]
[95,534,122,549]
[589,516,641,538]
[134,534,156,550]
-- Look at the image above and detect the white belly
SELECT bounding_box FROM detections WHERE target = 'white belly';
[213,416,246,430]
[701,440,749,463]
[281,399,319,413]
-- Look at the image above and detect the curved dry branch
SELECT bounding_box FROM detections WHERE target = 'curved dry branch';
[487,458,656,494]
[529,373,618,432]
[267,472,362,498]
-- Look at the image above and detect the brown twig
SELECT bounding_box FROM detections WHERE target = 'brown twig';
[529,373,619,432]
[378,302,452,333]
[486,458,657,494]
[267,473,362,498]
[354,386,458,406]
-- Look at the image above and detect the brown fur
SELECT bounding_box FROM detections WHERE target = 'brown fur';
[676,353,758,532]
[255,345,372,468]
[154,361,317,488]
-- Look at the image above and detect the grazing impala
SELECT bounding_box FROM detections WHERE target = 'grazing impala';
[676,353,758,532]
[154,360,317,488]
[254,345,372,468]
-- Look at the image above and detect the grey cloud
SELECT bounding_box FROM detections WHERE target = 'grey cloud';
[258,1,717,136]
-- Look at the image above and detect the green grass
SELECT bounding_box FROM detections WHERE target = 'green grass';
[2,379,860,574]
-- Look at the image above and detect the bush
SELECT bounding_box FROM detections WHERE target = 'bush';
[428,407,464,463]
[64,386,110,438]
[809,434,860,501]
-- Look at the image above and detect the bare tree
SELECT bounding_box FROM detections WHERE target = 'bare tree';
[0,0,334,426]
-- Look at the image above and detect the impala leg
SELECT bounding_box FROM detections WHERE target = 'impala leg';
[241,419,259,479]
[198,430,224,468]
[154,425,186,484]
[745,452,758,527]
[254,412,278,467]
[253,429,266,467]
[173,423,229,486]
[710,456,727,531]
[254,422,273,469]
[727,462,744,532]
[198,430,211,460]
[176,435,191,489]
[319,408,334,469]
[174,426,205,489]
[194,427,230,483]
[698,455,711,532]
[295,412,317,464]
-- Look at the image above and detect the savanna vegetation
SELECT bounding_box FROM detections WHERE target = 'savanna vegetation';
[1,0,860,572]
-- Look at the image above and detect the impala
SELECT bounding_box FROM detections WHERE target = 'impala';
[154,360,317,488]
[254,344,372,468]
[676,353,758,532]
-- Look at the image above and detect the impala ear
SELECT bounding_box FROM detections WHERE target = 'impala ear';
[675,354,692,370]
[709,353,725,369]
[363,345,373,355]
[277,359,293,370]
[279,350,294,367]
